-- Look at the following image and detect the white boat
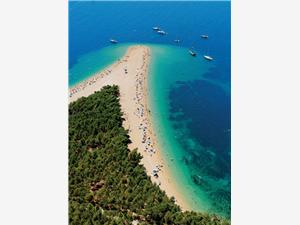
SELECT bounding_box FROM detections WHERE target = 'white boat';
[174,39,180,43]
[152,26,160,31]
[157,30,166,35]
[109,39,118,44]
[201,35,209,39]
[203,55,213,61]
[189,50,197,56]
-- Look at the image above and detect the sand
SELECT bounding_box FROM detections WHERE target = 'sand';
[69,45,190,211]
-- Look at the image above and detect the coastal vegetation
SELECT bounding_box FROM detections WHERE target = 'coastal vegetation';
[69,85,230,225]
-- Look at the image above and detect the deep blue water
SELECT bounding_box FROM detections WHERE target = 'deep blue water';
[69,1,231,218]
[69,1,230,86]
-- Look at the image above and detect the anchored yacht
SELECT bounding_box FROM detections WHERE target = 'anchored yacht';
[203,55,213,61]
[189,50,197,56]
[109,39,118,44]
[157,30,166,35]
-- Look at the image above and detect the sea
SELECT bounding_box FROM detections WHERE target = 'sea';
[69,1,231,219]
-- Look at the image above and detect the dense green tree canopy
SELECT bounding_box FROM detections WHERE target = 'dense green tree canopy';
[69,85,230,225]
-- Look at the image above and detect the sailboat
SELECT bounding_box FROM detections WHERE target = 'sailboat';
[203,46,213,61]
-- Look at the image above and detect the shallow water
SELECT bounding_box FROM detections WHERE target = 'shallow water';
[148,44,230,217]
[69,44,128,86]
[69,1,231,218]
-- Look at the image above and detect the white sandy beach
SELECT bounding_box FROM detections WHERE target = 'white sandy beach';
[69,45,190,211]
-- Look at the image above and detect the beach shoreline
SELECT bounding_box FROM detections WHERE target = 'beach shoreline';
[69,45,191,211]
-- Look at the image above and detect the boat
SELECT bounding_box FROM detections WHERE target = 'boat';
[189,50,197,56]
[157,30,166,35]
[174,39,180,43]
[203,55,213,61]
[109,39,118,44]
[201,35,209,39]
[152,26,160,31]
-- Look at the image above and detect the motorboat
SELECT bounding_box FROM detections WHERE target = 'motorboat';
[157,30,166,35]
[109,39,118,44]
[189,50,197,56]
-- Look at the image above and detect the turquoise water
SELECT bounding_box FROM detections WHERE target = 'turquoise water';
[69,44,128,86]
[69,1,231,218]
[69,43,230,217]
[148,44,211,211]
[148,44,230,218]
